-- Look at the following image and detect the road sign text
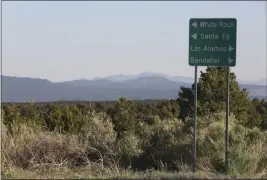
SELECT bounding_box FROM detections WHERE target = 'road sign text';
[189,18,237,67]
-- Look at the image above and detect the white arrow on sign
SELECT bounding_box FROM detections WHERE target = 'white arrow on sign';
[228,45,234,52]
[192,21,198,28]
[228,57,234,64]
[191,33,197,40]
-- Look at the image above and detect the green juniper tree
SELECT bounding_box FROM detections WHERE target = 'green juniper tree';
[177,67,259,128]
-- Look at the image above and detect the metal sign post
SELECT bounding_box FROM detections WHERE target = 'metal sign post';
[188,18,237,173]
[225,67,230,171]
[193,66,198,173]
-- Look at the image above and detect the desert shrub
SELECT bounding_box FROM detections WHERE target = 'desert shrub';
[132,116,190,171]
[117,132,142,157]
[2,104,22,136]
[3,123,82,169]
[115,132,143,169]
[78,111,116,151]
[2,98,267,178]
[2,111,118,170]
[71,110,118,168]
[196,112,267,178]
[108,98,139,142]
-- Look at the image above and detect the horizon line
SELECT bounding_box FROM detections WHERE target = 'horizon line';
[1,73,266,85]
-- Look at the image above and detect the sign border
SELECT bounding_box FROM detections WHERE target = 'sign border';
[188,18,237,67]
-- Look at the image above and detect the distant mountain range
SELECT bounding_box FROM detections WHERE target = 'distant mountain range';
[1,73,266,102]
[93,72,194,84]
[93,72,266,85]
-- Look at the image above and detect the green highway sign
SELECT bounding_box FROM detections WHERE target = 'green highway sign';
[189,18,237,67]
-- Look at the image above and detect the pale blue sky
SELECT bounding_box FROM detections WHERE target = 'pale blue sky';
[2,1,267,82]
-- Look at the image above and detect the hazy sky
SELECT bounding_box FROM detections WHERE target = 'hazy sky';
[2,1,267,82]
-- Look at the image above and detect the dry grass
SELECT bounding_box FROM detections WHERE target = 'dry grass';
[2,167,229,179]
